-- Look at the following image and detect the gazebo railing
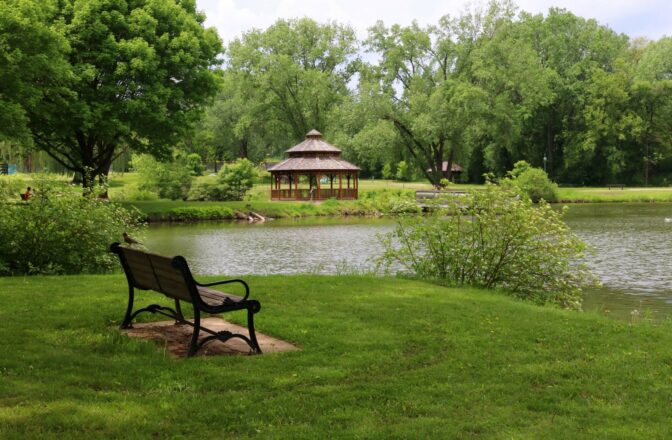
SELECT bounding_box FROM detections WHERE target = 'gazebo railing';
[271,188,357,200]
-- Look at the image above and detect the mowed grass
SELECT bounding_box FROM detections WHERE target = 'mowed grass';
[1,275,672,438]
[557,186,672,202]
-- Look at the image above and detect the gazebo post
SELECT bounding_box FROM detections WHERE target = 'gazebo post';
[316,173,321,200]
[294,173,298,199]
[339,173,342,198]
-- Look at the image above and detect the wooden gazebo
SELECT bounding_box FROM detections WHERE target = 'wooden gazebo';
[268,130,360,201]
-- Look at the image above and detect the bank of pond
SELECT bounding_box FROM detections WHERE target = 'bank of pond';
[1,274,671,438]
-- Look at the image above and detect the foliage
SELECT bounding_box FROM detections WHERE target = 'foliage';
[186,153,205,176]
[165,206,235,221]
[197,17,360,162]
[377,184,596,309]
[133,154,193,201]
[0,176,24,200]
[395,161,414,181]
[22,0,222,190]
[381,163,394,179]
[0,0,69,144]
[362,3,532,185]
[188,158,258,201]
[0,176,141,275]
[504,160,559,202]
[215,159,258,201]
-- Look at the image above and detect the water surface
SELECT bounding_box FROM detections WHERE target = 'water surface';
[145,204,672,321]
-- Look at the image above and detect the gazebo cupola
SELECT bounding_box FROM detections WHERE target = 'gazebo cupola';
[268,129,360,200]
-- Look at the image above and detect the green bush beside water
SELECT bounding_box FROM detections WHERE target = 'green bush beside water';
[1,275,671,438]
[0,178,142,275]
[378,184,595,309]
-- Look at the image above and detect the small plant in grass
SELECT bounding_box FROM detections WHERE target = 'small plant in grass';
[377,184,597,309]
[0,176,143,275]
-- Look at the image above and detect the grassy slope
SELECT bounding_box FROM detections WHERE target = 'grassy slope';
[1,275,671,439]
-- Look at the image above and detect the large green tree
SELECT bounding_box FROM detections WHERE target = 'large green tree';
[26,0,221,190]
[364,2,539,185]
[224,18,359,145]
[630,37,672,185]
[515,9,629,183]
[0,0,69,144]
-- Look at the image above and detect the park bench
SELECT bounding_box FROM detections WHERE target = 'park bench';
[607,184,624,190]
[110,243,262,357]
[415,189,467,210]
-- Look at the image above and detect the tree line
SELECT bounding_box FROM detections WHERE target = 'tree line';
[2,0,671,188]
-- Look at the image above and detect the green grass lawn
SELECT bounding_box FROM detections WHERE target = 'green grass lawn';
[1,275,671,438]
[557,186,672,202]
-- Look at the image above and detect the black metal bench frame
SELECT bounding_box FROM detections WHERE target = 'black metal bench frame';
[110,243,262,357]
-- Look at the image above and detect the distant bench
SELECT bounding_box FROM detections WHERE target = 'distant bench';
[607,184,624,190]
[110,243,262,357]
[415,190,467,210]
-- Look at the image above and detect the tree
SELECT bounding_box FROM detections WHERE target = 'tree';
[0,0,69,143]
[364,3,528,186]
[225,18,359,143]
[630,38,672,185]
[195,70,279,164]
[25,0,222,191]
[515,9,629,183]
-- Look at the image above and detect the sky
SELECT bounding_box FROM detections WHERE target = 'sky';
[196,0,672,46]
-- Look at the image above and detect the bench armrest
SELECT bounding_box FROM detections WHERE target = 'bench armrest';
[196,278,250,300]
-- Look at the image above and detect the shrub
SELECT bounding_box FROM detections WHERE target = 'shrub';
[505,160,559,203]
[377,184,596,309]
[166,206,235,221]
[188,159,258,201]
[133,154,194,200]
[186,153,205,176]
[216,159,258,200]
[0,177,142,275]
[381,163,394,180]
[395,161,415,181]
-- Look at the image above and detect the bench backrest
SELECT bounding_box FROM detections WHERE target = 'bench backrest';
[111,243,195,303]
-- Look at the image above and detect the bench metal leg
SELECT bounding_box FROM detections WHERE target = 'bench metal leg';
[174,299,185,324]
[120,286,135,329]
[247,306,262,354]
[187,308,201,357]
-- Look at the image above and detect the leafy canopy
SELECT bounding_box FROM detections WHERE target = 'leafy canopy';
[26,0,222,189]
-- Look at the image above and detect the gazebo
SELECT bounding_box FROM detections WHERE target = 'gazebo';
[268,130,360,201]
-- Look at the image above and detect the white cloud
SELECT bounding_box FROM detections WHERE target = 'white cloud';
[197,0,672,45]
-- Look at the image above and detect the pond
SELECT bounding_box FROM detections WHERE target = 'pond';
[144,203,672,321]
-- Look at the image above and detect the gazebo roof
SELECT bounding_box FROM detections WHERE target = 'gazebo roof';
[268,156,360,172]
[286,129,342,154]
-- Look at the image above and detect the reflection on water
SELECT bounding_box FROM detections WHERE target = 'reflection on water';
[144,204,672,321]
